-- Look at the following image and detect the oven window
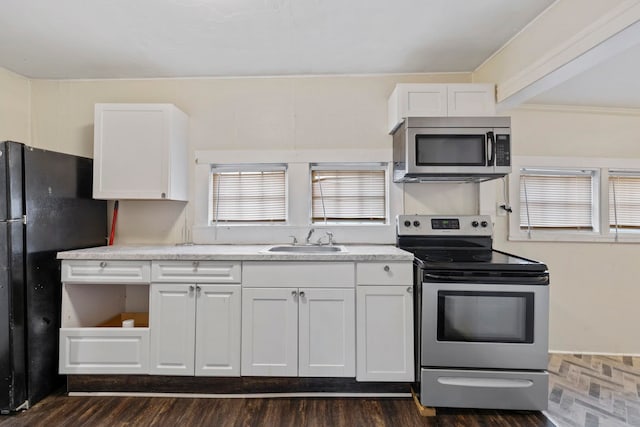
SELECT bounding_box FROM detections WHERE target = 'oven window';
[415,135,486,166]
[437,291,534,343]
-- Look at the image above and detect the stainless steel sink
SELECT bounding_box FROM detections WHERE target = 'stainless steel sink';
[266,245,346,253]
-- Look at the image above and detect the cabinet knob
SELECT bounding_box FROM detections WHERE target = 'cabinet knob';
[161,192,166,199]
[99,261,107,268]
[291,290,298,297]
[192,261,199,271]
[407,286,413,293]
[384,265,390,272]
[189,285,195,295]
[299,291,305,298]
[196,285,201,296]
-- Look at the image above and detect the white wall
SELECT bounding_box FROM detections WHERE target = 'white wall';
[0,67,30,143]
[28,73,471,244]
[11,68,640,355]
[493,105,640,354]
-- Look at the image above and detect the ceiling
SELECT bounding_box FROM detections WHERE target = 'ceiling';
[527,41,640,109]
[1,0,638,110]
[0,0,554,79]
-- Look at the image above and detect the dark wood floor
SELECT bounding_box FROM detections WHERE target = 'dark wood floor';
[0,389,553,427]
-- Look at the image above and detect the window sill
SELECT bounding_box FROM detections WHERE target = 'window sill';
[508,231,640,243]
[193,223,396,245]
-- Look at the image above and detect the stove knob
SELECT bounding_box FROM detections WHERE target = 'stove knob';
[481,221,488,227]
[413,220,421,227]
[404,220,411,227]
[471,220,479,227]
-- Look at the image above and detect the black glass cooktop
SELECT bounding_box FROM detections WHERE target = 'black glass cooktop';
[412,248,548,273]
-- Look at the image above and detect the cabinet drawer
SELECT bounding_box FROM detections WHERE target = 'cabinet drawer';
[243,262,354,287]
[59,328,149,374]
[356,262,412,285]
[151,261,241,283]
[62,260,151,284]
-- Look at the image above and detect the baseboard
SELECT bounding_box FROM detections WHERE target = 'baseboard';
[66,375,411,395]
[549,350,640,358]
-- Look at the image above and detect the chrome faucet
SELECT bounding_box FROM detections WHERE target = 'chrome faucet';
[305,228,315,245]
[325,231,334,246]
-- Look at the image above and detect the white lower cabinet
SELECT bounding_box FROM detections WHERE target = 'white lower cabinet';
[59,261,152,375]
[149,283,241,376]
[356,260,415,383]
[356,285,414,381]
[241,287,355,377]
[60,257,414,383]
[60,328,149,374]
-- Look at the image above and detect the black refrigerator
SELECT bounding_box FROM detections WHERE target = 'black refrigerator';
[0,141,107,413]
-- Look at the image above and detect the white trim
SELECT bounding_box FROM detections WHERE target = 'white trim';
[46,72,471,83]
[496,3,640,110]
[68,391,412,399]
[196,149,391,164]
[509,156,640,243]
[516,103,640,117]
[193,149,401,244]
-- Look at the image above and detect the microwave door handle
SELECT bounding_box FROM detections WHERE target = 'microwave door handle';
[486,131,495,166]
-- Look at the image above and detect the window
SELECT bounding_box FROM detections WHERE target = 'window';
[510,156,640,243]
[310,164,386,224]
[519,168,597,233]
[210,165,286,224]
[609,171,640,233]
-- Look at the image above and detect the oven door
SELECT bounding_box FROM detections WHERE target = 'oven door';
[421,282,548,370]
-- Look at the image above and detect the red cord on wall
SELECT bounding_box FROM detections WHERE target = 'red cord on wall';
[108,200,119,245]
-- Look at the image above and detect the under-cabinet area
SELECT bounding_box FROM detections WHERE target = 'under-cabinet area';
[56,245,414,386]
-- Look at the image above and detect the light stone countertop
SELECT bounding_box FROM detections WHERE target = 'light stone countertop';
[57,244,414,262]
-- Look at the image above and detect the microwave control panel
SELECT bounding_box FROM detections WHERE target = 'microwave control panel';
[495,135,510,166]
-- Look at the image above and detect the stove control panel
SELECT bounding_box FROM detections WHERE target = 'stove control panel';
[397,215,493,236]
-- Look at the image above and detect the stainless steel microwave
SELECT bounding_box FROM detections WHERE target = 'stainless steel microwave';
[391,116,511,182]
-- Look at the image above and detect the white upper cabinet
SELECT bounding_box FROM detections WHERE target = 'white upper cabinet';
[93,103,188,200]
[446,84,496,117]
[388,83,495,133]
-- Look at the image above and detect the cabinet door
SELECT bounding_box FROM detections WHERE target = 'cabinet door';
[241,288,298,376]
[299,288,355,377]
[93,103,188,200]
[446,84,495,116]
[149,284,196,375]
[195,285,241,376]
[356,286,414,381]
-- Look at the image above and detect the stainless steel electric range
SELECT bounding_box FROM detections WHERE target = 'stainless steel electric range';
[397,214,550,411]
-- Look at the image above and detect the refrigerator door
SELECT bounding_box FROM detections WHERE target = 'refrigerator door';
[22,146,106,406]
[1,141,25,222]
[0,208,27,414]
[0,142,5,221]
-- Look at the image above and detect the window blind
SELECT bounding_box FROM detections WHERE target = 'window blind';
[609,171,640,230]
[211,168,286,223]
[311,169,386,223]
[519,169,595,231]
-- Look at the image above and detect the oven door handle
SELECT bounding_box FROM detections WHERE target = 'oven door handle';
[423,272,548,285]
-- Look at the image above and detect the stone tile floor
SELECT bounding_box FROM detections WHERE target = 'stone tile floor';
[546,354,640,427]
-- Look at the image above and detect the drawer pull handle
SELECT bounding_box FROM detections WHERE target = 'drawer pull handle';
[383,265,390,272]
[99,261,107,268]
